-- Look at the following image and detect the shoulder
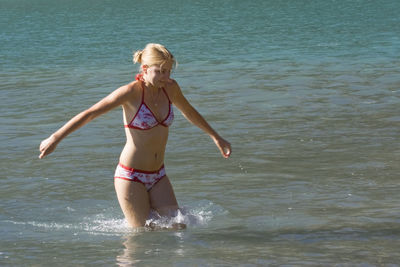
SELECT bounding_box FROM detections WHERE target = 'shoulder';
[163,79,182,101]
[97,81,142,109]
[117,80,141,94]
[113,81,142,101]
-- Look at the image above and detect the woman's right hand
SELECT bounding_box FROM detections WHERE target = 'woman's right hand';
[39,135,58,159]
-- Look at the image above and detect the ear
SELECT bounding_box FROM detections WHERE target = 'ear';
[142,65,149,73]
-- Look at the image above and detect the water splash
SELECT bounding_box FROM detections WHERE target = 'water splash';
[3,200,224,235]
[144,205,213,230]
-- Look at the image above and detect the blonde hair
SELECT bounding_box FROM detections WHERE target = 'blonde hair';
[133,43,176,69]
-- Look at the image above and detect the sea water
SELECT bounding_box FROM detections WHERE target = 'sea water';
[1,0,400,265]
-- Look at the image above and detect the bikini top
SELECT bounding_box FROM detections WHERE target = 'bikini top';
[124,76,174,130]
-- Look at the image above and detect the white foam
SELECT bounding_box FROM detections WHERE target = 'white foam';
[144,206,213,229]
[4,200,225,234]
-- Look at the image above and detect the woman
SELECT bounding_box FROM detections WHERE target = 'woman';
[38,43,231,228]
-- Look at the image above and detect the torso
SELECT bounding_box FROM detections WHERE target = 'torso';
[119,80,174,171]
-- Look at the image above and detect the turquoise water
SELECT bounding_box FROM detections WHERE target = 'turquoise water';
[1,0,400,265]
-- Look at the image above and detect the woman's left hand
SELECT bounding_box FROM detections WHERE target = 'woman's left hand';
[213,136,232,158]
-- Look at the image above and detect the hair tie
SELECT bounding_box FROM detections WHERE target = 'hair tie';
[135,73,144,81]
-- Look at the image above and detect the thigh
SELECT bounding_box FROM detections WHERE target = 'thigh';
[114,178,150,227]
[149,175,179,216]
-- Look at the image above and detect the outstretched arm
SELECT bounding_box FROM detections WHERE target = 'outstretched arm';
[169,81,231,158]
[39,84,133,159]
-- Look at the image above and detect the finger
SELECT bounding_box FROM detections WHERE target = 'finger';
[222,147,231,158]
[39,148,48,159]
[39,142,47,152]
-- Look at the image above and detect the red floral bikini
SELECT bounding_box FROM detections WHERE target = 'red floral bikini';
[114,74,174,190]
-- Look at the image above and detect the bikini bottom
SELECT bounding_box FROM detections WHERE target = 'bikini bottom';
[114,163,166,191]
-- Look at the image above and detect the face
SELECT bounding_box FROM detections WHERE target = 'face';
[143,62,172,87]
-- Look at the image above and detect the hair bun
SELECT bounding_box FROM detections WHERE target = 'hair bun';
[133,50,143,64]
